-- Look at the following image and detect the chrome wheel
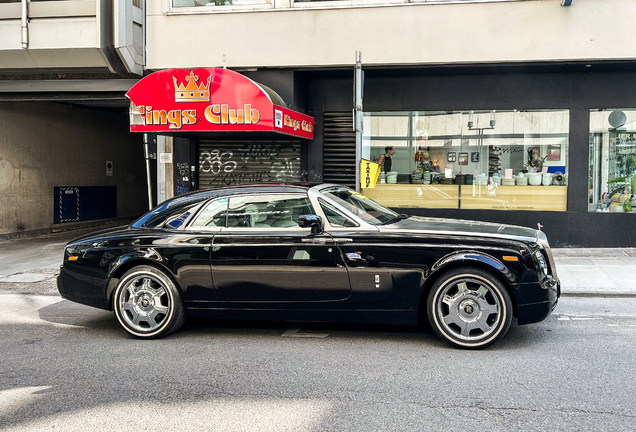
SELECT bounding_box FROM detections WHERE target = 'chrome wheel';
[119,275,170,332]
[113,266,186,339]
[428,267,512,349]
[437,277,501,340]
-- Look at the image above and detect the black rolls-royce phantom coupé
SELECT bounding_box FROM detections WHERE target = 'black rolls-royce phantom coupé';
[57,183,559,349]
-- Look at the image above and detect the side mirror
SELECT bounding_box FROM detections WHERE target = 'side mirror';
[298,215,324,235]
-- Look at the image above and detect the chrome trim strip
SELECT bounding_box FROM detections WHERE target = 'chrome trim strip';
[377,227,537,243]
[324,227,378,233]
[212,243,316,247]
[318,242,521,252]
[301,238,332,243]
[208,242,519,251]
[217,227,312,233]
[184,227,223,233]
[538,240,558,279]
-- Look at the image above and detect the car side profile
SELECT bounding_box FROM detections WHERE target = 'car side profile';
[57,183,560,349]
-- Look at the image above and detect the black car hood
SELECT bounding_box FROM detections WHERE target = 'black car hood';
[379,216,539,242]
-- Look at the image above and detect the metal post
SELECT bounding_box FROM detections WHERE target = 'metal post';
[21,0,28,49]
[593,133,603,203]
[143,133,153,210]
[354,51,364,192]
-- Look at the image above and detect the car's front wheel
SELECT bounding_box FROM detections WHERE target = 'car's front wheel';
[427,267,513,349]
[113,265,186,339]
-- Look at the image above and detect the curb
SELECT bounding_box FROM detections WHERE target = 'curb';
[552,248,636,258]
[0,291,61,296]
[560,292,636,298]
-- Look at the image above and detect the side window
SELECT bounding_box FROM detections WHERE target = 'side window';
[190,198,228,228]
[145,202,202,229]
[165,210,193,229]
[227,194,315,228]
[319,199,359,228]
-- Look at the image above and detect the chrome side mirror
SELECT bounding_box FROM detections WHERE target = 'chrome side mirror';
[298,215,324,235]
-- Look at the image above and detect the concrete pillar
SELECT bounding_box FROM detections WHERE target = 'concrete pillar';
[157,135,166,204]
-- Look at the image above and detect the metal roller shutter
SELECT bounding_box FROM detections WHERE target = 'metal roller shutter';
[198,140,303,189]
[323,112,356,187]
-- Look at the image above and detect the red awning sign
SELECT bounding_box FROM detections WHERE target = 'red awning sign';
[126,68,314,140]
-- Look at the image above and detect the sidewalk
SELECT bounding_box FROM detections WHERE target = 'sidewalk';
[0,227,635,297]
[552,249,636,297]
[0,225,122,295]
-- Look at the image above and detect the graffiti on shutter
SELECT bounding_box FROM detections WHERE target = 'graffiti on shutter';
[198,140,305,188]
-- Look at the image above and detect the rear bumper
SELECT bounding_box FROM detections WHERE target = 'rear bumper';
[57,265,110,310]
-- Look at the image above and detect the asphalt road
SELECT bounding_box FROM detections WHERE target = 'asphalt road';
[1,295,635,432]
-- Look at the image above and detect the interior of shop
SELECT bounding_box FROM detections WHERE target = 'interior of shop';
[362,109,569,211]
[589,109,636,214]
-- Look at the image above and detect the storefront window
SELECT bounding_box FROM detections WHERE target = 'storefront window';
[589,109,636,213]
[361,109,569,211]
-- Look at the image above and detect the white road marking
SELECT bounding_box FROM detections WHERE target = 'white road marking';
[556,314,602,321]
[0,273,51,283]
[282,325,330,338]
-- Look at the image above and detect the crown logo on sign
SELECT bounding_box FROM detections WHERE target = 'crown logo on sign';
[173,71,211,102]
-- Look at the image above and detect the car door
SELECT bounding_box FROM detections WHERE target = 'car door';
[178,196,230,301]
[210,193,351,302]
[317,198,396,304]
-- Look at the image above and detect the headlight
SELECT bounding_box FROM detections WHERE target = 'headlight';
[534,250,549,276]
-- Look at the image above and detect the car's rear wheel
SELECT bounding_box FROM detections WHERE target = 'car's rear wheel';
[427,267,512,349]
[113,266,186,339]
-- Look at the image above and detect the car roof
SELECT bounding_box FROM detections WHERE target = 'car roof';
[175,183,315,200]
[131,183,322,228]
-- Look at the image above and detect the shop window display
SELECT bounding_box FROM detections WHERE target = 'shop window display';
[361,110,569,212]
[589,109,636,213]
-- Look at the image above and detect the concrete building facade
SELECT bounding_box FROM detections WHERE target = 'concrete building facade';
[0,0,145,236]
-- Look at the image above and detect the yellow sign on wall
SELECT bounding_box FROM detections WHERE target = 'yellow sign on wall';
[360,159,381,189]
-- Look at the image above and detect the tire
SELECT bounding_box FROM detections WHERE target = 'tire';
[427,266,513,349]
[113,265,186,339]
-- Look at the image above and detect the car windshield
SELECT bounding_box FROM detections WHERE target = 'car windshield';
[320,186,398,225]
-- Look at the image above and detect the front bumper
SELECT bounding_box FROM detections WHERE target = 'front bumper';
[516,275,560,325]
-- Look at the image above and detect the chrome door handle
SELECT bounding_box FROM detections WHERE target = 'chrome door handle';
[334,238,353,243]
[302,238,331,243]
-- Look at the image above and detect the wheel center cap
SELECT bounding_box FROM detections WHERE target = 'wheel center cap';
[460,299,478,318]
[137,294,154,311]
